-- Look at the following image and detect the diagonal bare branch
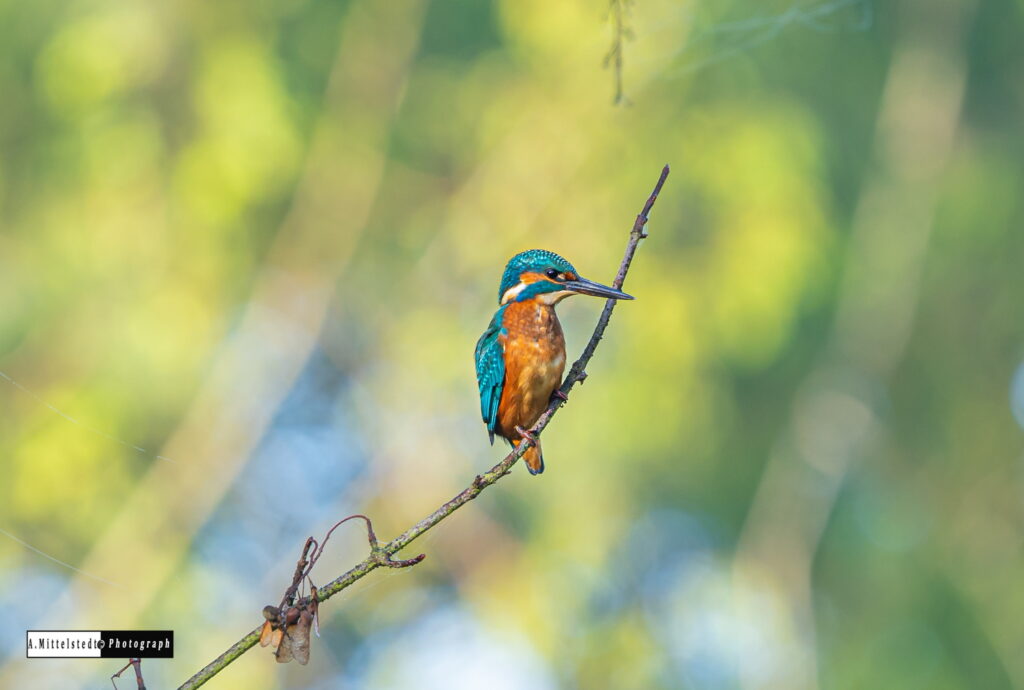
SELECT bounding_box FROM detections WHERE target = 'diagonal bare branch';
[177,165,670,690]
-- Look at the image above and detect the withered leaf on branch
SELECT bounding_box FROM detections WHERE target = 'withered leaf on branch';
[274,608,313,665]
[259,606,279,648]
[260,602,314,665]
[259,621,273,648]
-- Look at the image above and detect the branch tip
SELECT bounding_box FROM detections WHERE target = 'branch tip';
[376,551,426,568]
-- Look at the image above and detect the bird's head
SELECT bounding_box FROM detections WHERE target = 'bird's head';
[497,249,634,306]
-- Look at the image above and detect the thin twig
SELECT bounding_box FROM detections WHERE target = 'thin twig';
[112,658,146,690]
[306,513,425,576]
[277,538,315,614]
[177,165,670,690]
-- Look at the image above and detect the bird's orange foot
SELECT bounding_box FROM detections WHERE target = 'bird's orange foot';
[551,390,569,402]
[514,425,538,445]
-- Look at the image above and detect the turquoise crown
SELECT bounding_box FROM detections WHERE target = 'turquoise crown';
[498,249,577,302]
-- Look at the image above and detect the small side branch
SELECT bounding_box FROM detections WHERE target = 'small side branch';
[177,165,670,690]
[111,658,146,690]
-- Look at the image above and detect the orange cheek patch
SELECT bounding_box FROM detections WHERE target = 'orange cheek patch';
[520,271,564,289]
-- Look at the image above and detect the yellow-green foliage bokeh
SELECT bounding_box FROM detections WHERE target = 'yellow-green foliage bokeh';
[2,0,1022,688]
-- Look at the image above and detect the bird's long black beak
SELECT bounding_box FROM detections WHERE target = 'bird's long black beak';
[564,276,634,300]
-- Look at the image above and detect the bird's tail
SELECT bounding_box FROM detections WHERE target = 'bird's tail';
[514,439,545,475]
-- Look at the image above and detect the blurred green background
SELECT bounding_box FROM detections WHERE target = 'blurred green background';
[2,0,1023,687]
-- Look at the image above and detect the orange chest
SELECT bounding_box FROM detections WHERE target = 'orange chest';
[499,300,567,405]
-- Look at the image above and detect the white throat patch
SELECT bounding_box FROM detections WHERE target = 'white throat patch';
[501,282,574,306]
[538,290,574,305]
[501,282,527,305]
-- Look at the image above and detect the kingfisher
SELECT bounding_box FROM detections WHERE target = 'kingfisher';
[474,249,634,475]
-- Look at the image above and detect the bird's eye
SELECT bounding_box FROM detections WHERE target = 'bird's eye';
[545,269,560,279]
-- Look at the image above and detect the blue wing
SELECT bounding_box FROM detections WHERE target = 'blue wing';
[474,306,507,444]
